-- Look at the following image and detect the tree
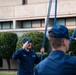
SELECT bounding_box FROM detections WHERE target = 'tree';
[69,29,76,55]
[16,32,49,56]
[0,32,18,70]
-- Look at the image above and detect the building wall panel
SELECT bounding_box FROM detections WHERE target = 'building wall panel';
[0,0,22,6]
[0,0,76,20]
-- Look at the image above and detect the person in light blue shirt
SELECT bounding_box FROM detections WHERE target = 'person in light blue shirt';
[35,25,76,75]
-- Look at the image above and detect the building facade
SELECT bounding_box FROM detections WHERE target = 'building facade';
[0,0,76,69]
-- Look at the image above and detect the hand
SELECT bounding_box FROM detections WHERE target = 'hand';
[40,48,45,54]
[74,38,76,40]
[22,41,28,49]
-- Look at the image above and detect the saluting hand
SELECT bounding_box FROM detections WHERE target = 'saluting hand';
[22,41,28,49]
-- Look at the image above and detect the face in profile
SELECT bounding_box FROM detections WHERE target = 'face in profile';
[27,42,32,49]
[63,38,70,52]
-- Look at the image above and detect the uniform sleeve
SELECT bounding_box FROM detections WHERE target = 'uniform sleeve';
[35,53,44,64]
[12,48,23,60]
[35,53,40,64]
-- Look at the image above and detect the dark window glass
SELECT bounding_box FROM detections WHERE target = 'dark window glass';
[0,22,13,30]
[22,0,28,5]
[0,58,3,67]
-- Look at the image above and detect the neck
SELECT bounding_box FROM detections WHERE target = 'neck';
[25,48,30,52]
[53,47,66,53]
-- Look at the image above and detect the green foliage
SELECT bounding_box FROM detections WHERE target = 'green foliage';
[0,32,18,59]
[69,29,76,55]
[68,29,74,36]
[36,52,48,58]
[16,32,49,52]
[0,73,16,75]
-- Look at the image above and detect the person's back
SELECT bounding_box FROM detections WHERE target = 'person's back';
[35,50,76,75]
[35,25,76,75]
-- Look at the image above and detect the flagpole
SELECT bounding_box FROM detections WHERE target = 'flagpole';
[41,0,52,61]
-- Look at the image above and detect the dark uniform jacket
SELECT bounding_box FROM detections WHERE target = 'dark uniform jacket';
[12,48,40,75]
[35,50,76,75]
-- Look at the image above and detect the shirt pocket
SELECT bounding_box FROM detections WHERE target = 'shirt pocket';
[32,55,36,61]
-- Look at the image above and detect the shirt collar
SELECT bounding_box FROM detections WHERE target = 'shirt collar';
[49,50,66,56]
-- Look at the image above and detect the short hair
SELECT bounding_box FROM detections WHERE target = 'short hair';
[48,32,63,48]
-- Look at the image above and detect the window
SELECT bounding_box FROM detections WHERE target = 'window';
[22,0,28,5]
[32,20,41,28]
[41,20,45,27]
[16,21,22,28]
[0,58,3,67]
[16,19,45,28]
[3,22,11,29]
[23,21,31,28]
[66,18,75,26]
[56,18,65,25]
[49,19,54,27]
[0,22,13,30]
[0,23,2,29]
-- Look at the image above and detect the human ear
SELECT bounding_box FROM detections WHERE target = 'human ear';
[62,39,66,46]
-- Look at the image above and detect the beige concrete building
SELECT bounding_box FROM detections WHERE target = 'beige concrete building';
[0,0,76,69]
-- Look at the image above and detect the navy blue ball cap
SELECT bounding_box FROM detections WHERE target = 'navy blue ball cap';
[48,25,70,39]
[22,37,32,43]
